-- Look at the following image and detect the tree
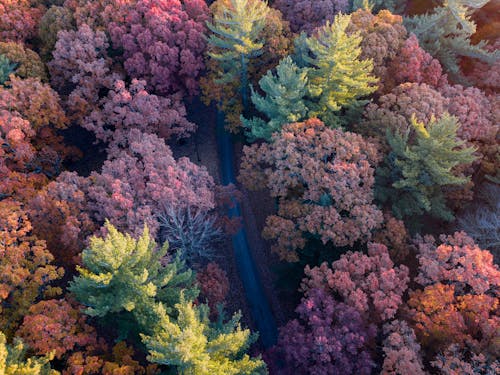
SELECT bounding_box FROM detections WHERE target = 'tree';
[272,0,349,34]
[16,299,101,360]
[275,288,376,375]
[376,113,477,221]
[38,6,75,60]
[301,243,410,322]
[404,0,499,81]
[105,0,209,96]
[295,13,378,126]
[0,55,15,85]
[242,56,309,142]
[432,344,500,375]
[27,172,95,269]
[0,332,57,375]
[0,0,44,43]
[49,24,118,121]
[83,79,195,143]
[69,222,197,332]
[414,231,500,295]
[386,33,446,91]
[0,42,47,81]
[206,0,270,110]
[238,118,382,261]
[0,200,64,338]
[347,9,407,94]
[381,320,426,375]
[196,262,230,314]
[141,300,267,375]
[86,130,216,238]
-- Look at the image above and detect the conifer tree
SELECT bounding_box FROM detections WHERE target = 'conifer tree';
[376,113,477,221]
[69,221,197,333]
[0,332,57,374]
[206,0,270,110]
[141,300,267,375]
[242,56,309,142]
[0,55,15,85]
[404,0,499,81]
[294,13,378,126]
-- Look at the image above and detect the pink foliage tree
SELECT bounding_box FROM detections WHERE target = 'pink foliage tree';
[276,287,376,375]
[414,231,500,295]
[272,0,348,34]
[386,33,447,91]
[301,242,410,322]
[105,0,209,96]
[86,129,216,238]
[381,320,426,375]
[83,79,195,143]
[49,24,119,121]
[238,118,383,261]
[347,9,407,93]
[0,0,43,43]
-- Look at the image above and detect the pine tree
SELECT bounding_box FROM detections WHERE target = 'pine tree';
[0,332,57,374]
[404,0,499,81]
[68,221,197,333]
[376,113,477,221]
[294,13,378,127]
[141,300,267,375]
[206,0,270,110]
[0,55,16,85]
[242,56,309,142]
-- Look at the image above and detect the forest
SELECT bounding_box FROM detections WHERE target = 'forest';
[0,0,499,373]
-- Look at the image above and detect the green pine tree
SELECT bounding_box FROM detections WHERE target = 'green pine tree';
[0,332,57,375]
[376,113,477,221]
[242,56,309,142]
[294,13,378,127]
[206,0,270,110]
[141,300,267,375]
[0,55,16,85]
[68,221,197,334]
[404,0,499,81]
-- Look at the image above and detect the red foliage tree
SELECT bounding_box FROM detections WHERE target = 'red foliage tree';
[0,0,44,43]
[386,33,447,91]
[275,287,376,375]
[238,118,383,261]
[105,0,209,96]
[16,298,102,359]
[0,199,64,337]
[27,172,95,268]
[83,79,195,143]
[196,262,229,313]
[302,242,409,322]
[272,0,348,34]
[86,129,216,238]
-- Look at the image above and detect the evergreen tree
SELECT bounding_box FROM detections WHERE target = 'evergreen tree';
[242,56,309,142]
[0,332,57,374]
[0,55,16,85]
[404,0,499,81]
[294,13,378,126]
[69,221,197,333]
[206,0,270,110]
[376,113,477,221]
[141,300,267,375]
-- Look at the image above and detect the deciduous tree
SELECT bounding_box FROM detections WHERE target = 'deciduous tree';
[239,118,382,261]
